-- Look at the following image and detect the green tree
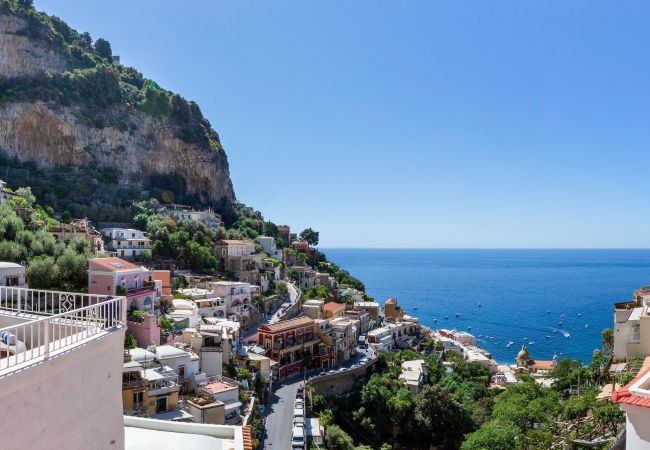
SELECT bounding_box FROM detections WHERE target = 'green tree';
[413,384,473,449]
[14,187,36,206]
[27,255,58,289]
[299,227,319,246]
[323,424,355,450]
[490,381,560,431]
[124,332,137,350]
[593,402,624,435]
[56,248,88,289]
[94,38,112,60]
[602,328,614,354]
[461,421,520,450]
[0,241,25,262]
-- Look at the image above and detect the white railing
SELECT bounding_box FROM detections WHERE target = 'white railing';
[0,286,117,316]
[0,290,126,376]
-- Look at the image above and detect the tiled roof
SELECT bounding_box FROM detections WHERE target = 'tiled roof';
[323,302,345,312]
[612,368,650,408]
[90,257,140,271]
[385,298,397,305]
[242,425,253,450]
[259,316,314,333]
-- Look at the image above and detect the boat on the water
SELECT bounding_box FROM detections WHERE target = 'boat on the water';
[455,313,460,317]
[506,341,514,348]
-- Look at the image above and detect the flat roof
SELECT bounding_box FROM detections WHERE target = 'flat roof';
[90,257,141,271]
[201,380,238,395]
[124,417,239,450]
[156,345,189,360]
[630,307,644,321]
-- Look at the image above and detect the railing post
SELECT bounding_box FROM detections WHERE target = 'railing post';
[121,296,127,324]
[43,320,50,359]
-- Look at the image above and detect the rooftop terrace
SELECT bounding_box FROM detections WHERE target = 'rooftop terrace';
[0,286,126,378]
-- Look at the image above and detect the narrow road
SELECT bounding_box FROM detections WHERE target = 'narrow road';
[243,282,300,342]
[263,376,303,450]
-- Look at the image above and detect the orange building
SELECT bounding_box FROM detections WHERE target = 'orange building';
[384,298,404,320]
[323,302,345,320]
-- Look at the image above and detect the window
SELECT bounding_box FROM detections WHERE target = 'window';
[178,366,185,378]
[133,391,144,407]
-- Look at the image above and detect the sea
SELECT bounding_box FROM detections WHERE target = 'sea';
[322,249,650,364]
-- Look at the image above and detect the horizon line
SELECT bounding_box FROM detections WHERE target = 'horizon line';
[318,247,650,250]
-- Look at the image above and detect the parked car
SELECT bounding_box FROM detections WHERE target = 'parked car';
[295,399,304,409]
[292,425,305,449]
[360,357,369,364]
[293,407,304,418]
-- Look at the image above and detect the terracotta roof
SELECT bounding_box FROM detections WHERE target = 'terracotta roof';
[259,316,314,333]
[242,425,253,450]
[90,257,140,271]
[385,298,397,305]
[531,360,555,370]
[323,302,345,312]
[612,368,650,408]
[200,380,238,395]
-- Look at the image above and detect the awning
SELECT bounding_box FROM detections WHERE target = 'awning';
[224,402,242,412]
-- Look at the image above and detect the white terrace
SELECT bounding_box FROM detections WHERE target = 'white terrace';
[0,286,126,377]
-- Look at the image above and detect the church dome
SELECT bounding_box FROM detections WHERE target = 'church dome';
[517,345,531,361]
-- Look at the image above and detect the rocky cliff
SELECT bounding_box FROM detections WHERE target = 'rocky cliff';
[0,3,235,214]
[0,13,72,78]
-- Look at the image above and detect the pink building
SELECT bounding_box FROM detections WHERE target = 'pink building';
[88,257,163,314]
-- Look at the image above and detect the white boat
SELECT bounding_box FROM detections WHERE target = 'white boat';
[506,341,514,348]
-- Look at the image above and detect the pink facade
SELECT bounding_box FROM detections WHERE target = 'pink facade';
[127,314,161,347]
[88,258,161,314]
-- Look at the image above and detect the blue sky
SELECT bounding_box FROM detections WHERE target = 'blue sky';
[35,1,650,248]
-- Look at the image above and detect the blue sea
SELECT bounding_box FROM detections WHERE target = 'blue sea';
[323,249,650,364]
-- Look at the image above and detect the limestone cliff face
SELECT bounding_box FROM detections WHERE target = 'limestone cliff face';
[0,9,236,204]
[0,102,235,202]
[0,14,71,78]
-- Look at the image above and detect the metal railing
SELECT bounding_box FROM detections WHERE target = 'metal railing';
[0,287,121,316]
[0,289,126,375]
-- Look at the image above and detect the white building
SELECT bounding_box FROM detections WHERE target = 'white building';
[256,235,277,256]
[154,345,200,393]
[0,284,247,450]
[207,281,252,319]
[167,207,222,229]
[177,288,227,319]
[612,369,650,449]
[214,240,255,258]
[198,376,242,422]
[0,261,26,288]
[0,287,127,449]
[368,326,394,352]
[399,359,428,394]
[101,227,152,258]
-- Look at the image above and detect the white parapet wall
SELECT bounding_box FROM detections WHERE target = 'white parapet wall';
[124,416,245,450]
[0,324,126,450]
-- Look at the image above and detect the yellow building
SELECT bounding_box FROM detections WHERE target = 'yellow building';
[122,357,180,416]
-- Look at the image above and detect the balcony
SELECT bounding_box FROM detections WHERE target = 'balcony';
[628,333,641,344]
[0,287,126,377]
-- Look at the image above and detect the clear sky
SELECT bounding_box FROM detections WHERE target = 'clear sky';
[35,1,650,248]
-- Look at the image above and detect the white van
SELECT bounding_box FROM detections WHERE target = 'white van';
[292,425,305,449]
